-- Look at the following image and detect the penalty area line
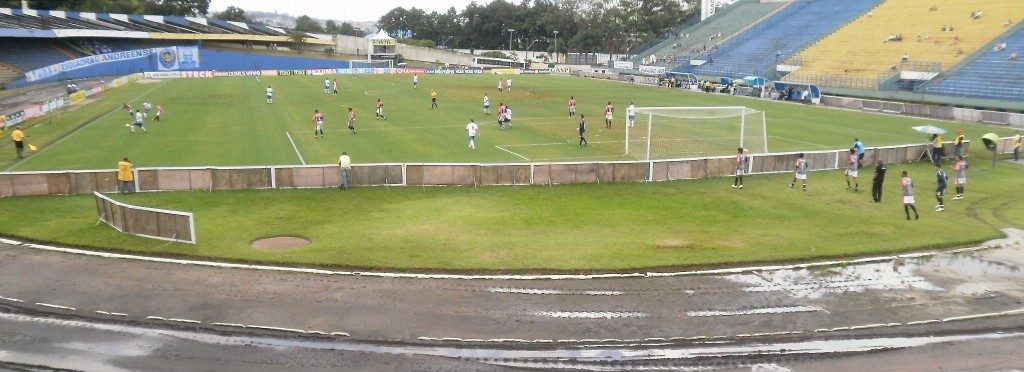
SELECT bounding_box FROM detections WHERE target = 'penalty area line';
[495,145,530,161]
[285,131,306,165]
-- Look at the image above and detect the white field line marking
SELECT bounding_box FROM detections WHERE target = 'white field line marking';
[94,311,127,317]
[487,287,623,296]
[495,145,529,161]
[35,302,76,311]
[284,131,306,165]
[3,82,165,172]
[686,306,822,317]
[768,135,831,149]
[0,296,23,303]
[535,311,647,319]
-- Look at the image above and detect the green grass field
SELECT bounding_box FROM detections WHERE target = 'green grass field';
[1,74,1022,271]
[4,74,1019,171]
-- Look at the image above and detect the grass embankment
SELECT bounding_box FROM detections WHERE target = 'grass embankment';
[1,161,1020,272]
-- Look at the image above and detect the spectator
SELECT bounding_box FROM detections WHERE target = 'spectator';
[971,10,982,20]
[1004,18,1013,28]
[117,158,135,194]
[931,133,944,163]
[901,52,909,63]
[338,151,352,189]
[994,42,1007,52]
[1010,52,1019,62]
[955,48,964,57]
[929,4,938,11]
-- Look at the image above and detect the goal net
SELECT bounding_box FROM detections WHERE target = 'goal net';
[350,59,394,69]
[626,106,767,160]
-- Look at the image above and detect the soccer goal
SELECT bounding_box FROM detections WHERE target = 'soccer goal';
[625,106,768,160]
[350,59,394,69]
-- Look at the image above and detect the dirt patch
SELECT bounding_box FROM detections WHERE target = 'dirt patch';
[655,240,693,249]
[251,236,311,250]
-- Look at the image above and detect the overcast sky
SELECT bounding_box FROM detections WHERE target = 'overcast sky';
[208,0,479,22]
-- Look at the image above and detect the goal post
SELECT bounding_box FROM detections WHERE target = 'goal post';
[625,106,768,161]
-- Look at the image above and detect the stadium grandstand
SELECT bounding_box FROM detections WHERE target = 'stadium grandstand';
[784,0,1024,90]
[629,0,788,67]
[619,0,1024,108]
[0,6,336,88]
[688,0,881,78]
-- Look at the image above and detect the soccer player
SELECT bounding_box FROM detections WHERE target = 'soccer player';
[604,101,614,129]
[130,110,147,133]
[953,155,968,199]
[732,148,747,189]
[871,159,886,203]
[901,171,920,220]
[568,96,576,117]
[332,79,339,96]
[266,86,273,104]
[626,102,636,128]
[844,148,859,191]
[504,105,512,128]
[347,108,357,134]
[506,78,512,91]
[10,126,25,158]
[430,90,438,109]
[375,98,386,120]
[466,119,479,149]
[934,163,948,212]
[497,102,506,128]
[121,102,132,114]
[790,153,808,191]
[578,114,588,146]
[154,105,163,122]
[323,78,330,94]
[483,94,491,115]
[412,74,419,89]
[853,138,865,169]
[497,79,504,93]
[312,109,325,138]
[142,102,152,117]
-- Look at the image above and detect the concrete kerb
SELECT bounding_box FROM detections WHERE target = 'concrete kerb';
[1,228,1021,281]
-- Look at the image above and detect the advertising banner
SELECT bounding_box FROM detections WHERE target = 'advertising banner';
[638,65,666,74]
[25,48,153,82]
[425,68,484,74]
[144,71,182,79]
[180,70,212,78]
[613,60,634,69]
[520,69,551,74]
[69,90,87,104]
[489,68,521,75]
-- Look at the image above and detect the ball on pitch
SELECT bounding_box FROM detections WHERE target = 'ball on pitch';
[125,123,131,127]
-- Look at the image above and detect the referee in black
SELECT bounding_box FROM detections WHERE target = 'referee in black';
[578,114,588,146]
[871,159,887,203]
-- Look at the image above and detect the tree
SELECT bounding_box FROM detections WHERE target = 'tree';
[293,15,324,33]
[287,32,306,52]
[214,6,248,22]
[336,22,365,37]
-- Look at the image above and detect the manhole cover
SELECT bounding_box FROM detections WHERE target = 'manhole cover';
[251,236,311,250]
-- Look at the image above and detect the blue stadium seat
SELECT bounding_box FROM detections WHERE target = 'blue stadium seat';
[924,26,1024,100]
[0,38,73,71]
[693,0,881,78]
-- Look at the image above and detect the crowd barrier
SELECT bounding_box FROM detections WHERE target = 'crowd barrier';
[93,191,195,244]
[1,141,983,198]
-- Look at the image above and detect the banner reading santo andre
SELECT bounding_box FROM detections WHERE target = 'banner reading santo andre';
[24,46,201,82]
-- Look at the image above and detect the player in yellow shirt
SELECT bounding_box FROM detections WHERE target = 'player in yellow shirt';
[1013,133,1021,162]
[430,90,438,109]
[11,126,26,158]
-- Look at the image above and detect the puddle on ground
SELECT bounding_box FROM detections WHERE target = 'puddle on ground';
[2,312,1021,371]
[724,252,1023,299]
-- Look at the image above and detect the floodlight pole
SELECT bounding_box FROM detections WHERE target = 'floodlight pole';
[553,30,559,64]
[508,28,515,53]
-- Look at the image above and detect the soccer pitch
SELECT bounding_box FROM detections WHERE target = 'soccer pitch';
[7,74,1019,171]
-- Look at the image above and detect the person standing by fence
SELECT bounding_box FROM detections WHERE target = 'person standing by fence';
[117,158,135,194]
[338,152,351,190]
[871,159,887,203]
[1013,132,1021,161]
[952,130,965,158]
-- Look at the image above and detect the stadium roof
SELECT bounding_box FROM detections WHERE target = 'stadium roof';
[0,7,332,45]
